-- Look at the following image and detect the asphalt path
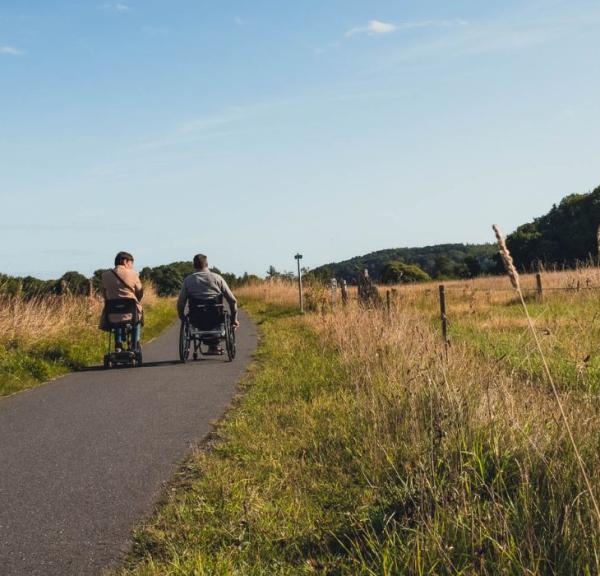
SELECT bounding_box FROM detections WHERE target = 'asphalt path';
[0,311,257,576]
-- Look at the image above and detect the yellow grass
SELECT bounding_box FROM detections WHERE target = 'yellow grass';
[237,278,299,308]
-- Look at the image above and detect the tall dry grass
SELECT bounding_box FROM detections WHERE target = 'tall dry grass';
[237,278,299,308]
[0,294,102,344]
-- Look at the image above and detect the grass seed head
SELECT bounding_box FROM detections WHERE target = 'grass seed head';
[493,224,520,290]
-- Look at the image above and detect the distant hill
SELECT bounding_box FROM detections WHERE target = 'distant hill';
[311,244,498,282]
[507,185,600,271]
[312,184,600,283]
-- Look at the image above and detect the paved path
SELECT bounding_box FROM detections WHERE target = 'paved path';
[0,312,257,576]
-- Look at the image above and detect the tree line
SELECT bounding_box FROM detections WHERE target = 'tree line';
[0,264,261,300]
[310,243,499,285]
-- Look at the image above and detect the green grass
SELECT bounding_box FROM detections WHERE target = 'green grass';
[0,299,177,397]
[446,294,600,393]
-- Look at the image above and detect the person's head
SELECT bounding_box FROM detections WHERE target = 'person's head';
[193,253,209,270]
[115,251,135,269]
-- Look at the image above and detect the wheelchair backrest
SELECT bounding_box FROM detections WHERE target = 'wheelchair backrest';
[104,298,139,326]
[188,296,224,330]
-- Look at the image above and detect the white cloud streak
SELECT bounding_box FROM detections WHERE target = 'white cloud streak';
[101,3,131,13]
[346,20,397,37]
[346,19,467,38]
[0,46,23,56]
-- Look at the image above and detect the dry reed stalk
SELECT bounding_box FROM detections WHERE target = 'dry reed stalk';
[492,224,600,528]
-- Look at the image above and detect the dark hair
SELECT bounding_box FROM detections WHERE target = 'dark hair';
[193,254,208,269]
[114,251,134,267]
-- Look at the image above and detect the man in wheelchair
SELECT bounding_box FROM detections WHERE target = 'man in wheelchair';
[100,251,144,367]
[177,254,239,360]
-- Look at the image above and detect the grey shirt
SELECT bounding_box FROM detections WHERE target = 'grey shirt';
[177,269,237,319]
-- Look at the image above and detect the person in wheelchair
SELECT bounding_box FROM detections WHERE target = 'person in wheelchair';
[177,254,239,355]
[101,251,144,353]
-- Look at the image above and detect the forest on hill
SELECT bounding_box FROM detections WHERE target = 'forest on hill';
[311,244,499,283]
[506,185,600,271]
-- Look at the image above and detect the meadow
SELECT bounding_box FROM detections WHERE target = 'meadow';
[118,269,600,575]
[0,284,177,397]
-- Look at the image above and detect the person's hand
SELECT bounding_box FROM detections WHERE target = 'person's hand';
[233,319,240,330]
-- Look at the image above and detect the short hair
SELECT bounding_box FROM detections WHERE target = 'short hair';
[114,251,134,267]
[193,254,208,269]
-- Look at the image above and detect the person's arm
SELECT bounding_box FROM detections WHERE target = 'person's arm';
[177,280,188,319]
[219,277,238,324]
[134,272,144,302]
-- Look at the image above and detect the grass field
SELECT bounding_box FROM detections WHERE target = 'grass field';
[0,285,177,397]
[118,271,600,575]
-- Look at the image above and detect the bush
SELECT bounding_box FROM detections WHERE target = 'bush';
[380,261,431,284]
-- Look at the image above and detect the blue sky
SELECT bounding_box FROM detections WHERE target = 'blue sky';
[1,0,599,278]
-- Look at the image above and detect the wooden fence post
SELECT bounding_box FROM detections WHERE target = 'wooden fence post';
[341,280,348,306]
[439,285,449,349]
[330,278,337,310]
[535,273,543,301]
[88,278,94,299]
[386,289,391,318]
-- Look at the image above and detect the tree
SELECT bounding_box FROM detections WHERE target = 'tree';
[58,271,89,295]
[380,261,431,284]
[434,256,454,278]
[266,265,280,279]
[463,256,482,278]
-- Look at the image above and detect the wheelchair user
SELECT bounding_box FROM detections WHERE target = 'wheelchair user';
[177,253,240,355]
[101,251,144,352]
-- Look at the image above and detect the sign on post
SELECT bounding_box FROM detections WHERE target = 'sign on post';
[294,253,304,313]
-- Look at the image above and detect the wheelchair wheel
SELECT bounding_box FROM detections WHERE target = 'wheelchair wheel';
[135,348,143,367]
[225,316,236,362]
[179,320,190,363]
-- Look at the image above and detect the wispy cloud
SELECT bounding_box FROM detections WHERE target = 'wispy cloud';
[314,42,340,56]
[387,20,560,66]
[234,16,244,27]
[346,20,397,38]
[141,25,170,37]
[100,3,131,13]
[130,100,294,155]
[0,46,23,56]
[346,19,467,38]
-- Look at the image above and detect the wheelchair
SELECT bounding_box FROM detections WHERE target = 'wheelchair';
[179,296,236,362]
[102,298,143,369]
